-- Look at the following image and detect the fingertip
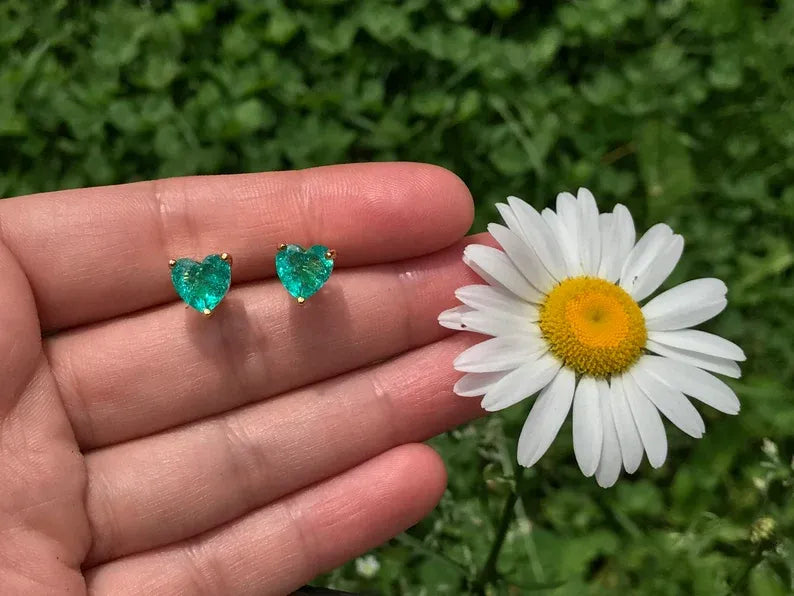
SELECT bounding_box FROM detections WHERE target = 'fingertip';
[412,163,475,238]
[352,162,473,258]
[390,443,448,512]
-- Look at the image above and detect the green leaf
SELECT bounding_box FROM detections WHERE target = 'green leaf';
[229,98,276,136]
[359,5,411,44]
[636,120,696,220]
[488,0,521,20]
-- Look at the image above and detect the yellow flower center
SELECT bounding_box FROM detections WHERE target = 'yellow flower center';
[538,277,646,378]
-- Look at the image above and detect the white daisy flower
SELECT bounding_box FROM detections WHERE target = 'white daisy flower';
[354,554,380,579]
[440,189,745,487]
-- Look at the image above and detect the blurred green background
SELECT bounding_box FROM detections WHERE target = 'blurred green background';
[2,0,794,594]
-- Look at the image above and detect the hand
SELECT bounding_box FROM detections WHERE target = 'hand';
[0,163,484,595]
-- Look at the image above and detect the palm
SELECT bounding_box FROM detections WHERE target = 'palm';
[0,163,482,595]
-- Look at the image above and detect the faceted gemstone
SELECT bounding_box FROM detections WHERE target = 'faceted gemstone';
[170,254,231,313]
[275,244,334,300]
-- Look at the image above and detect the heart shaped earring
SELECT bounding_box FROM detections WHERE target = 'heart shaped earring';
[169,253,232,316]
[275,244,336,304]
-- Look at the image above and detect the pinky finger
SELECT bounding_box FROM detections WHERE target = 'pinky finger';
[85,444,448,596]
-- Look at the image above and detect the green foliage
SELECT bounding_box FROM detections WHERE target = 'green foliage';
[2,0,794,593]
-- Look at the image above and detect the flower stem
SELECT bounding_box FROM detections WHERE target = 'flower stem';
[472,466,525,594]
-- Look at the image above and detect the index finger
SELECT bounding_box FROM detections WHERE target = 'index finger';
[0,162,473,330]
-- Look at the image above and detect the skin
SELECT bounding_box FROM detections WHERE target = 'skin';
[0,162,488,595]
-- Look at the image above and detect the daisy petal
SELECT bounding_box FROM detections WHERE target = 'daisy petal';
[610,376,644,474]
[595,379,622,488]
[576,188,602,274]
[488,224,555,293]
[572,376,602,477]
[464,244,544,303]
[454,371,511,397]
[454,335,545,373]
[461,246,507,290]
[438,305,473,330]
[553,193,584,276]
[611,204,636,278]
[630,358,705,438]
[495,203,523,238]
[646,340,741,379]
[506,196,567,281]
[481,352,561,412]
[455,285,539,320]
[622,372,667,468]
[640,355,740,414]
[642,278,728,330]
[542,208,578,278]
[597,213,614,280]
[629,235,685,302]
[619,224,673,294]
[517,367,576,467]
[460,310,539,336]
[648,329,745,362]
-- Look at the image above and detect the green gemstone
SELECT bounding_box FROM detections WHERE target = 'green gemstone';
[275,244,334,300]
[170,254,231,313]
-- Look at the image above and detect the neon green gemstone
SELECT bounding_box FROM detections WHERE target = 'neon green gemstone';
[170,254,231,313]
[275,244,334,300]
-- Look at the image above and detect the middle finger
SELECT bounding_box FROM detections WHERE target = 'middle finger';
[47,236,488,449]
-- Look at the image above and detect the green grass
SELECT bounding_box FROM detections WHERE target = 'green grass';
[2,0,794,593]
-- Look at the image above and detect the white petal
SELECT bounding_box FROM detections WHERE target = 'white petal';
[630,358,705,438]
[619,224,673,294]
[609,376,644,474]
[454,371,511,397]
[597,213,615,280]
[488,224,555,293]
[556,192,578,226]
[642,278,728,330]
[628,235,685,302]
[640,355,740,414]
[572,376,602,477]
[460,310,539,336]
[647,298,727,332]
[438,305,473,330]
[622,372,667,468]
[481,352,561,412]
[553,193,584,276]
[517,367,576,467]
[646,340,741,379]
[506,196,567,281]
[610,204,636,278]
[648,329,745,362]
[462,247,507,290]
[496,203,523,238]
[454,335,546,373]
[541,209,578,278]
[464,244,544,303]
[595,379,622,488]
[576,188,601,274]
[619,223,671,282]
[455,285,538,319]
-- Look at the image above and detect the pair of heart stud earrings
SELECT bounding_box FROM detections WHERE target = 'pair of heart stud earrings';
[168,243,336,316]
